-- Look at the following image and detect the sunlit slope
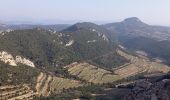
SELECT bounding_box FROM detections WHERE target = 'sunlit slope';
[114,49,170,77]
[66,50,170,84]
[66,62,121,84]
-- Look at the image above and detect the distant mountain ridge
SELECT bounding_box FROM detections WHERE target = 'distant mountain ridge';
[104,17,170,41]
[63,22,115,42]
[0,24,70,32]
[104,17,170,65]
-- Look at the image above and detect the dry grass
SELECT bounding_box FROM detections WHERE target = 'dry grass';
[66,50,170,84]
[0,84,34,100]
[115,49,170,78]
[51,77,83,93]
[67,62,121,84]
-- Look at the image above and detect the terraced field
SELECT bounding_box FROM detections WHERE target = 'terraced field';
[2,50,169,99]
[0,84,35,100]
[66,63,121,84]
[0,72,84,100]
[51,77,83,93]
[35,72,53,96]
[35,72,83,96]
[114,49,170,78]
[66,50,170,85]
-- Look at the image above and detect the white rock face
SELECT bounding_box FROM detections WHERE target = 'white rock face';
[58,33,63,37]
[92,29,97,32]
[0,32,5,36]
[1,33,5,36]
[90,29,109,42]
[65,40,74,46]
[87,40,96,43]
[97,32,102,37]
[49,30,56,34]
[53,31,57,34]
[0,51,17,66]
[16,56,35,67]
[97,32,109,41]
[136,50,148,57]
[118,45,126,50]
[6,29,12,33]
[0,51,35,67]
[101,34,109,41]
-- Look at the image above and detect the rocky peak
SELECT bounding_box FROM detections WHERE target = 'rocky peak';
[123,17,142,23]
[122,17,148,27]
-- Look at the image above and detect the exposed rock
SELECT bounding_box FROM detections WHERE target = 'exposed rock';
[136,50,148,57]
[91,28,109,41]
[58,33,63,37]
[0,51,17,66]
[118,45,126,50]
[102,34,109,41]
[0,51,35,67]
[65,40,74,46]
[87,40,96,43]
[92,29,97,32]
[15,56,35,67]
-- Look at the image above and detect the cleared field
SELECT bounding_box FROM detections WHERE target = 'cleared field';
[51,77,83,93]
[0,72,83,100]
[67,63,121,84]
[0,84,35,100]
[40,75,53,96]
[35,72,49,96]
[0,72,52,99]
[66,50,170,85]
[34,72,83,95]
[3,49,169,99]
[115,49,170,78]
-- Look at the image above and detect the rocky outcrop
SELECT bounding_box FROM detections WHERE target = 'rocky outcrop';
[101,34,109,41]
[0,51,17,66]
[87,40,96,43]
[0,51,35,67]
[15,56,35,67]
[65,40,74,46]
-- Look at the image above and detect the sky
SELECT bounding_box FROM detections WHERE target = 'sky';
[0,0,170,25]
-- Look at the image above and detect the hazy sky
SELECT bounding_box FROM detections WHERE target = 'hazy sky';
[0,0,170,25]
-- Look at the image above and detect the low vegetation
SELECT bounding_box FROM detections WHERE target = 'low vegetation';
[0,61,40,86]
[66,62,121,84]
[0,84,35,100]
[89,51,129,70]
[51,77,83,93]
[34,84,130,100]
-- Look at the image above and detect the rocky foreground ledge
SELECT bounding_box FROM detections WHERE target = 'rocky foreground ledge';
[124,74,170,100]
